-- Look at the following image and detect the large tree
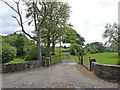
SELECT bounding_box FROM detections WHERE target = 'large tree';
[24,1,55,60]
[3,33,30,57]
[41,2,71,55]
[90,42,105,53]
[103,23,120,64]
[62,25,85,45]
[1,0,54,62]
[118,25,120,64]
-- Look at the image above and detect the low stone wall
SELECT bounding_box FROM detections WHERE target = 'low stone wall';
[91,62,120,82]
[2,60,43,73]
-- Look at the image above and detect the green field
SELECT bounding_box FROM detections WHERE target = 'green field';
[84,52,118,65]
[74,52,118,65]
[6,58,26,64]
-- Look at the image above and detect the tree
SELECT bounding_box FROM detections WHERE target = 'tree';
[103,23,120,64]
[62,25,85,46]
[3,33,30,57]
[24,1,55,59]
[90,42,105,53]
[2,43,17,63]
[41,2,71,55]
[76,33,85,46]
[118,25,120,64]
[1,0,53,62]
[103,23,118,43]
[85,44,96,54]
[70,43,84,56]
[62,26,77,44]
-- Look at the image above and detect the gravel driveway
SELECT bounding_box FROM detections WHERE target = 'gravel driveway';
[2,53,119,88]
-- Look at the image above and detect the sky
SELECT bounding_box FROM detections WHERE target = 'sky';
[0,0,119,44]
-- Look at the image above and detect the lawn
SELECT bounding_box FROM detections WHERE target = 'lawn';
[73,52,118,65]
[83,52,118,65]
[6,58,26,64]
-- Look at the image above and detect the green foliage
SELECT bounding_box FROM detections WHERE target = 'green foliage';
[90,42,105,53]
[51,53,64,64]
[76,34,85,45]
[3,33,30,57]
[62,26,85,49]
[2,33,18,46]
[25,45,37,61]
[85,43,98,54]
[41,46,48,56]
[73,56,79,63]
[103,23,120,63]
[70,43,84,56]
[15,35,25,56]
[2,43,17,63]
[62,26,77,44]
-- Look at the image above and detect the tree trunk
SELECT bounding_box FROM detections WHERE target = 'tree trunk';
[118,2,120,64]
[47,34,51,56]
[52,42,55,55]
[37,30,42,61]
[118,26,120,64]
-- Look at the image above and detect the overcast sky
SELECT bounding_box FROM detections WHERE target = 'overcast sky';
[0,0,119,44]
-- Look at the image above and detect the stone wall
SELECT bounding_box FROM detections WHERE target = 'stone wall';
[91,62,120,82]
[2,60,43,73]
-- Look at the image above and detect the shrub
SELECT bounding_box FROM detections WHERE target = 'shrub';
[70,43,84,56]
[2,43,17,63]
[25,45,37,61]
[70,46,76,55]
[3,33,30,57]
[25,45,48,61]
[41,46,47,56]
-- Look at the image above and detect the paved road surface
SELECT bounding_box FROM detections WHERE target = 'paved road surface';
[2,53,119,88]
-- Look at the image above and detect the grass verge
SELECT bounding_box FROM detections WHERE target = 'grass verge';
[73,56,79,63]
[66,53,70,61]
[51,53,64,64]
[6,58,26,64]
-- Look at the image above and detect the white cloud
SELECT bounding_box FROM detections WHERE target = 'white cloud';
[0,0,34,36]
[0,0,119,44]
[66,0,119,44]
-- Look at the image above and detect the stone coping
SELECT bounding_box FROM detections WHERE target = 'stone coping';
[92,62,120,67]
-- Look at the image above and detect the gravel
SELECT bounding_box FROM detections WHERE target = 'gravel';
[2,53,119,88]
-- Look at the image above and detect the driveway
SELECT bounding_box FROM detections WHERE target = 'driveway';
[2,53,119,88]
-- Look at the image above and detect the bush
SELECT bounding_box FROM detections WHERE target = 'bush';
[70,43,84,56]
[25,45,48,61]
[41,46,47,56]
[3,33,30,57]
[25,45,37,61]
[2,43,17,63]
[70,46,76,55]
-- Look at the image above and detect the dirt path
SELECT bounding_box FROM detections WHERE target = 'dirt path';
[2,53,119,88]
